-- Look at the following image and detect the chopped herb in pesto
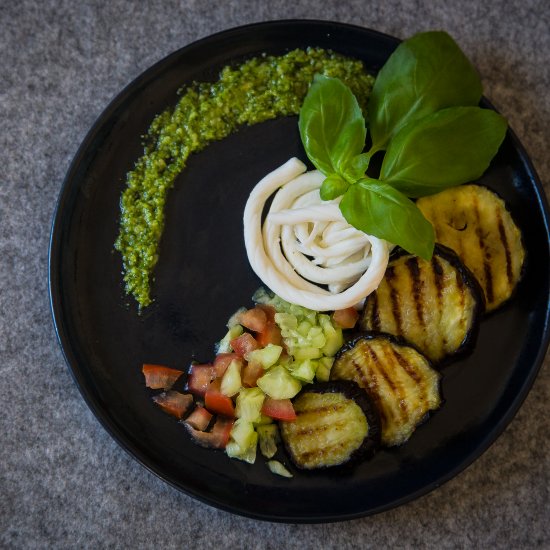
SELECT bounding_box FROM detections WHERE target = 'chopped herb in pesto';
[115,48,374,308]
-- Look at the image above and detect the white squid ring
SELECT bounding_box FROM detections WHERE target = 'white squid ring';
[243,158,389,311]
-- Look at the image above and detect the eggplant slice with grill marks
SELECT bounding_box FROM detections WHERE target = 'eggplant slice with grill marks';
[417,184,525,312]
[331,334,441,447]
[279,381,380,470]
[360,245,484,364]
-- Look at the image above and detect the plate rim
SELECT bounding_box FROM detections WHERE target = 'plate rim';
[48,19,550,523]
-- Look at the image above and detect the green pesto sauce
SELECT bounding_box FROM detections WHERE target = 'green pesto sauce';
[115,48,375,308]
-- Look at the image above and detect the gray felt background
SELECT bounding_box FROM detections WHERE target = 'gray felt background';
[1,0,549,548]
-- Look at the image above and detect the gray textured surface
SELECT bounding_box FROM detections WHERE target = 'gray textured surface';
[1,0,549,548]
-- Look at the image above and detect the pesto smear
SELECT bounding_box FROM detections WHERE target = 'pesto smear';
[115,48,375,308]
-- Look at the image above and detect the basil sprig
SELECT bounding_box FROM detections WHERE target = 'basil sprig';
[298,31,507,260]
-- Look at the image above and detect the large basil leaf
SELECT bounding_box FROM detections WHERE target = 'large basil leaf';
[299,75,367,181]
[380,106,507,197]
[339,179,435,260]
[368,31,482,152]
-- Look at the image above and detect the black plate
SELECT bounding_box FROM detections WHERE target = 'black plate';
[49,20,550,522]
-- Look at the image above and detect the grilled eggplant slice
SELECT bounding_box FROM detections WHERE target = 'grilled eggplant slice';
[279,381,380,470]
[417,184,525,312]
[360,245,484,363]
[331,334,441,446]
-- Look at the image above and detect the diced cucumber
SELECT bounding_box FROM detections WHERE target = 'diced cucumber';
[293,346,323,360]
[297,320,313,337]
[216,324,244,353]
[319,314,344,356]
[267,460,293,478]
[230,418,256,449]
[235,387,265,423]
[257,424,280,459]
[220,359,241,397]
[315,356,334,382]
[226,419,258,464]
[307,327,326,349]
[270,297,343,361]
[245,344,283,369]
[288,359,316,383]
[252,287,272,305]
[257,366,302,399]
[274,312,297,330]
[226,438,257,464]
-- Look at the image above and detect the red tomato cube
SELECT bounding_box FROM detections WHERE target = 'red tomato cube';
[261,398,297,421]
[186,363,215,396]
[238,307,267,332]
[242,362,264,387]
[230,333,260,357]
[142,364,183,390]
[332,307,359,329]
[205,379,235,417]
[213,353,242,377]
[152,391,193,419]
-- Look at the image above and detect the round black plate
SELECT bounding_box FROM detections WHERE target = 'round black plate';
[49,20,550,522]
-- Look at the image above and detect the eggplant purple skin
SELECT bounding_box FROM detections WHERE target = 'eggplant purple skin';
[280,381,382,471]
[360,244,486,367]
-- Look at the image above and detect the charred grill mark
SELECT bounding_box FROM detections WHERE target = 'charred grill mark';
[351,356,387,425]
[497,210,514,286]
[455,276,466,343]
[299,404,344,416]
[369,292,381,331]
[473,194,494,304]
[384,266,403,335]
[365,345,393,389]
[293,419,346,437]
[351,358,371,389]
[367,343,408,426]
[377,342,409,421]
[390,347,422,384]
[406,256,425,328]
[431,255,444,306]
[483,261,494,304]
[431,255,450,353]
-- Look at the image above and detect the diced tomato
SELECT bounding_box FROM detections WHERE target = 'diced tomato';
[184,417,234,449]
[256,320,283,347]
[255,305,283,346]
[205,379,235,417]
[210,417,234,448]
[332,307,359,329]
[230,333,260,357]
[261,398,297,421]
[152,391,193,419]
[186,363,215,396]
[256,304,276,321]
[238,307,267,332]
[184,405,213,431]
[142,364,183,390]
[213,353,242,377]
[242,362,264,387]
